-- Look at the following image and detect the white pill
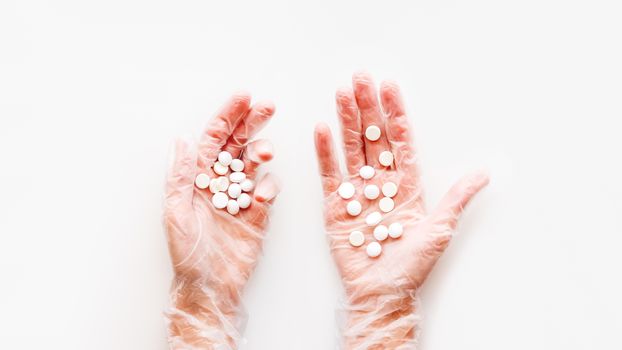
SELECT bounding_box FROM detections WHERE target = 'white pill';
[213,161,229,175]
[195,173,210,189]
[218,151,233,166]
[240,179,255,192]
[365,211,382,226]
[366,242,382,257]
[228,183,242,198]
[379,197,395,213]
[216,176,230,192]
[349,231,365,247]
[230,158,244,172]
[237,193,252,209]
[364,184,380,200]
[346,200,362,216]
[359,166,375,180]
[338,182,355,199]
[230,171,246,183]
[226,199,240,215]
[209,178,220,194]
[388,222,404,238]
[212,192,228,209]
[373,225,389,241]
[379,151,394,167]
[365,125,381,141]
[382,182,398,197]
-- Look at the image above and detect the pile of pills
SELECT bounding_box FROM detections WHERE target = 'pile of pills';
[341,125,404,258]
[194,151,254,215]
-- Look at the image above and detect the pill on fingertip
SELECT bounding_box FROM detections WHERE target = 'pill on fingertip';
[373,225,389,241]
[364,184,380,200]
[212,192,228,209]
[226,199,240,215]
[218,151,233,166]
[240,179,254,192]
[230,158,244,172]
[366,242,382,257]
[366,211,382,226]
[237,193,251,209]
[228,183,242,198]
[382,182,398,198]
[365,125,381,141]
[379,197,395,213]
[346,200,362,216]
[213,161,229,175]
[216,176,230,192]
[349,231,365,247]
[230,171,246,183]
[338,182,356,199]
[195,173,210,189]
[388,222,403,238]
[359,166,375,180]
[379,151,394,167]
[209,178,220,193]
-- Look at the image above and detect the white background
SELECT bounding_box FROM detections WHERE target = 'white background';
[1,1,621,349]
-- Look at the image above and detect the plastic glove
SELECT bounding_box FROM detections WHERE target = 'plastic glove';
[164,92,280,349]
[314,72,489,349]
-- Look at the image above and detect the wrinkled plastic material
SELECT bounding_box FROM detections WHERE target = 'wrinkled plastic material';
[163,93,279,349]
[314,72,489,349]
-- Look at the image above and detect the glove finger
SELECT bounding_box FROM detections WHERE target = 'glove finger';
[241,139,274,179]
[223,100,275,159]
[314,123,342,196]
[336,87,366,174]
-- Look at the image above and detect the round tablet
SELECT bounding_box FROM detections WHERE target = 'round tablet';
[213,161,229,175]
[346,200,362,216]
[365,125,381,141]
[359,166,375,180]
[228,183,242,198]
[237,193,252,209]
[230,159,244,172]
[212,192,228,209]
[365,211,382,226]
[379,197,395,213]
[379,151,394,167]
[388,222,403,238]
[382,182,398,198]
[240,179,254,192]
[230,171,246,183]
[218,151,233,166]
[226,199,240,215]
[373,225,389,241]
[366,242,382,257]
[209,178,220,194]
[195,173,210,189]
[216,176,230,192]
[349,231,365,247]
[338,182,355,199]
[364,184,380,200]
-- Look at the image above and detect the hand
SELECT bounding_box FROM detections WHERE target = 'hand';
[314,72,489,349]
[164,92,279,349]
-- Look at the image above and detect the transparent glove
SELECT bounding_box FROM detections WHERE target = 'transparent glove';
[164,92,280,349]
[314,72,489,349]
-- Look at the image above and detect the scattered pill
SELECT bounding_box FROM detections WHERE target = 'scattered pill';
[365,125,381,141]
[213,161,229,175]
[364,184,380,200]
[228,183,242,198]
[230,171,246,183]
[359,166,375,180]
[240,179,254,192]
[373,225,389,241]
[237,193,252,209]
[195,173,210,189]
[212,192,228,209]
[382,182,398,198]
[366,242,382,257]
[216,176,230,192]
[346,200,362,216]
[349,231,365,247]
[230,158,244,172]
[388,222,403,238]
[338,182,356,199]
[365,211,382,226]
[379,151,394,167]
[209,178,220,193]
[226,199,240,215]
[218,151,233,166]
[379,197,395,213]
